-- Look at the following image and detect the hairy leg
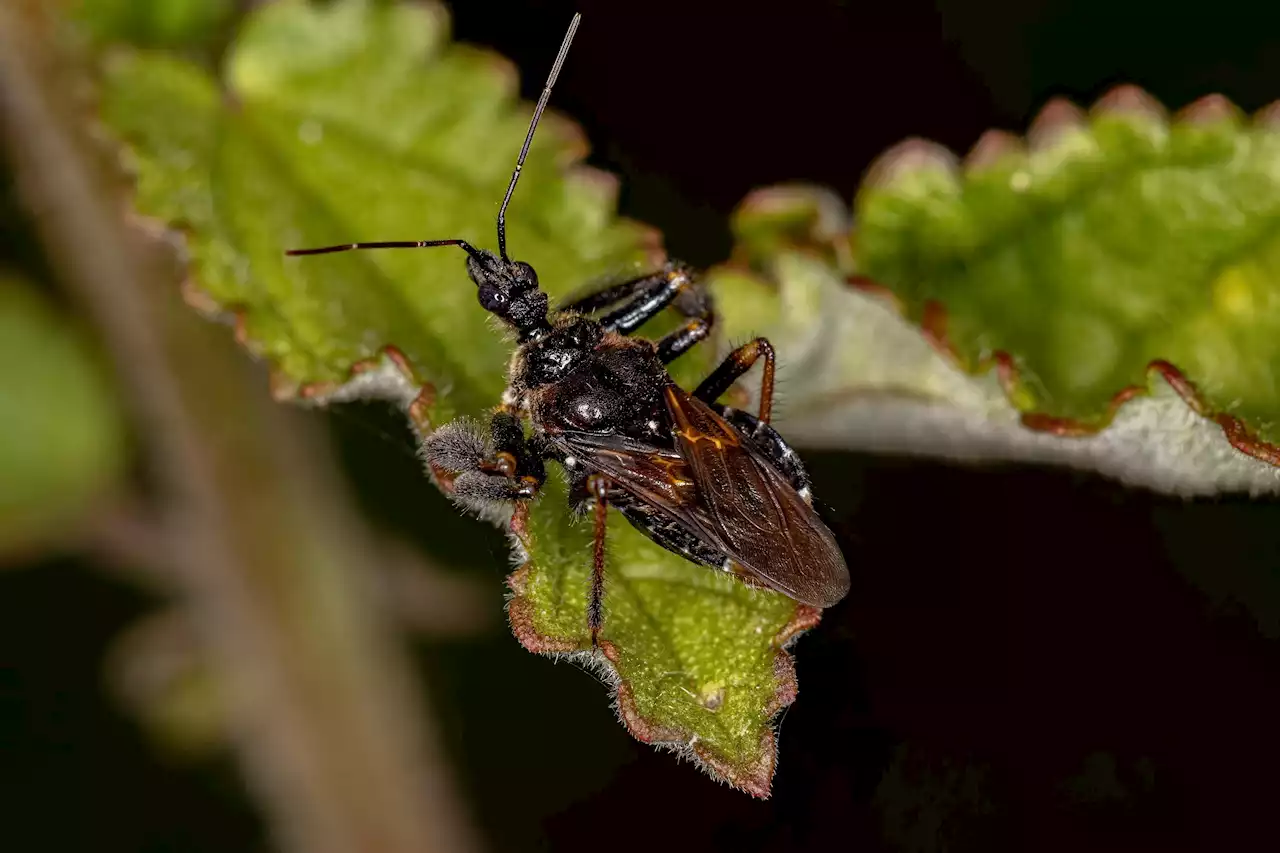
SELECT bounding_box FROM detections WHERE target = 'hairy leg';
[693,338,776,423]
[422,408,545,515]
[586,474,610,648]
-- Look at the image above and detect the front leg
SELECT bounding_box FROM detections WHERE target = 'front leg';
[486,407,547,484]
[422,408,545,516]
[560,262,710,338]
[558,269,671,316]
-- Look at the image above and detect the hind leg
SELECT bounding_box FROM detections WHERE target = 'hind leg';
[565,464,752,642]
[716,405,813,503]
[566,464,725,568]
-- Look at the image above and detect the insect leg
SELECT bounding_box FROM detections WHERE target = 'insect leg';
[561,262,714,341]
[566,467,729,572]
[558,269,670,315]
[422,410,543,515]
[651,273,717,363]
[655,317,713,363]
[615,498,729,569]
[487,407,547,485]
[693,338,777,423]
[599,263,708,336]
[587,473,611,648]
[716,405,812,499]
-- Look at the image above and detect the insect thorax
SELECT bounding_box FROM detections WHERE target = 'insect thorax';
[516,317,671,443]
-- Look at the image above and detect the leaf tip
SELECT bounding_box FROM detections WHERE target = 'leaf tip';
[614,681,779,799]
[862,137,959,190]
[298,380,339,400]
[1253,99,1280,128]
[735,184,851,235]
[1175,93,1244,126]
[731,183,853,268]
[692,733,778,800]
[1145,361,1280,468]
[963,129,1024,171]
[1027,97,1086,151]
[919,299,961,360]
[1091,84,1168,122]
[1216,414,1280,466]
[506,576,580,655]
[407,385,437,433]
[774,603,824,648]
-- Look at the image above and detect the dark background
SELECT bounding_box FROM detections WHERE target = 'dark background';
[4,0,1280,850]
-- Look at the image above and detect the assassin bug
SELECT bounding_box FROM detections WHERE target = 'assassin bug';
[287,13,850,645]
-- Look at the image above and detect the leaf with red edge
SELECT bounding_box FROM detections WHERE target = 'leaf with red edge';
[709,89,1280,497]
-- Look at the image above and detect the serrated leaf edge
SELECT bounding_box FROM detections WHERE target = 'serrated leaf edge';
[505,552,822,799]
[732,85,1280,471]
[911,290,1280,463]
[96,28,664,423]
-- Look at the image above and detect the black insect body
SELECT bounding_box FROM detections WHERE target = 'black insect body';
[287,14,850,645]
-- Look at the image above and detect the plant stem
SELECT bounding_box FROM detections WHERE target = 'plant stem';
[0,4,482,851]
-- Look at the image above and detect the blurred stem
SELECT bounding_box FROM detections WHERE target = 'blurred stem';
[0,4,480,853]
[81,495,494,639]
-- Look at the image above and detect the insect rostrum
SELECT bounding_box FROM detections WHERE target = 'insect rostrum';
[286,13,850,646]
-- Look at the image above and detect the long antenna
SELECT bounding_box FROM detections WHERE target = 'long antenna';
[497,12,582,262]
[286,14,582,264]
[285,238,484,260]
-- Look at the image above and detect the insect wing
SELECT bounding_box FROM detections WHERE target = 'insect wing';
[663,385,850,608]
[547,432,713,533]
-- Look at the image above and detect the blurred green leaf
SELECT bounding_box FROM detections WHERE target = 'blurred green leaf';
[98,0,807,795]
[708,91,1280,497]
[0,274,126,553]
[859,93,1280,435]
[74,0,234,50]
[106,609,226,759]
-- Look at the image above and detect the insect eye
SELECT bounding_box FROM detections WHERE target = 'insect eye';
[515,262,538,287]
[478,286,508,311]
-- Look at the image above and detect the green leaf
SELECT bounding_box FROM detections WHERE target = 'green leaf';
[708,90,1280,497]
[98,0,808,795]
[509,475,815,798]
[74,0,235,50]
[100,0,664,421]
[0,274,126,553]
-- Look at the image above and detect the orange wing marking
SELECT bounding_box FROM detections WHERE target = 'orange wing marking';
[651,454,694,486]
[603,446,693,487]
[664,386,740,451]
